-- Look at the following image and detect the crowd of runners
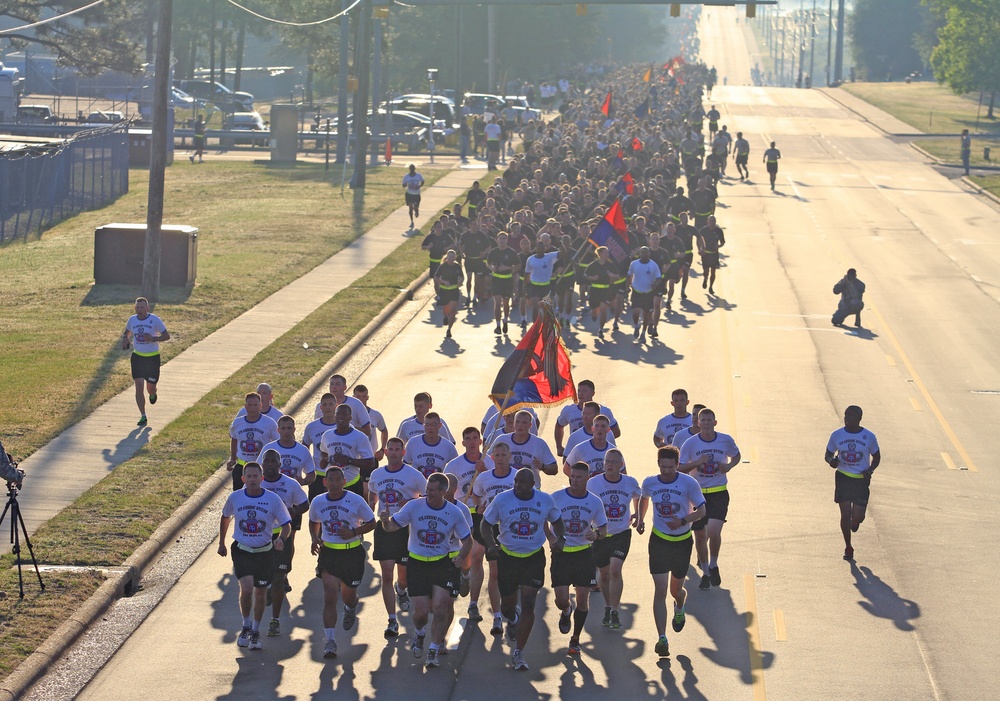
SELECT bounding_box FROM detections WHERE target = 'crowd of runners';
[408,61,777,343]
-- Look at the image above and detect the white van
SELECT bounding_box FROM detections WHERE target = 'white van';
[0,63,22,122]
[223,111,267,146]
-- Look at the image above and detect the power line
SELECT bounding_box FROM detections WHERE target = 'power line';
[0,0,109,35]
[224,0,363,27]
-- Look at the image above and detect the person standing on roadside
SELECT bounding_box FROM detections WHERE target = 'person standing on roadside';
[190,114,206,163]
[961,129,972,176]
[825,405,880,562]
[121,296,170,427]
[403,163,425,228]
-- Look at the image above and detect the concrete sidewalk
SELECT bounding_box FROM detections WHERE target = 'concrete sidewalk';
[819,87,930,136]
[10,161,483,544]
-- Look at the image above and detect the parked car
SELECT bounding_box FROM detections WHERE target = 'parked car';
[85,110,125,124]
[384,95,456,127]
[174,79,253,112]
[461,93,505,118]
[223,111,268,146]
[502,95,542,122]
[16,104,55,124]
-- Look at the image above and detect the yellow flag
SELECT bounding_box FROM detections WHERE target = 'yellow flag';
[642,66,652,83]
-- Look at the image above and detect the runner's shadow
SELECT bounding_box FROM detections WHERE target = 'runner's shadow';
[707,295,737,312]
[658,654,709,701]
[435,337,466,358]
[100,426,151,469]
[590,333,684,368]
[851,562,920,631]
[215,658,299,701]
[685,571,775,686]
[842,326,879,341]
[490,334,517,358]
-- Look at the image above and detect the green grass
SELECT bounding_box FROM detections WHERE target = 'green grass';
[842,82,1000,136]
[0,163,443,461]
[971,174,1000,198]
[917,137,1000,168]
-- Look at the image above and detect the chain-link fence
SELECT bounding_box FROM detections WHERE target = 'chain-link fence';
[0,123,129,243]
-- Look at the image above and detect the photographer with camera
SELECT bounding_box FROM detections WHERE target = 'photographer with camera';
[832,268,866,328]
[121,297,170,427]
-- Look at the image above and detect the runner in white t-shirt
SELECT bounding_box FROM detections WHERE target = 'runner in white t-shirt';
[228,392,280,491]
[260,450,309,637]
[653,388,693,448]
[470,441,517,635]
[319,404,376,498]
[563,415,618,477]
[261,415,315,486]
[402,163,425,227]
[824,405,881,562]
[121,296,170,427]
[405,412,459,478]
[493,410,558,485]
[397,391,456,443]
[554,380,621,455]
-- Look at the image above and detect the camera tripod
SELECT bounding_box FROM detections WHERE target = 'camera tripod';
[0,482,45,598]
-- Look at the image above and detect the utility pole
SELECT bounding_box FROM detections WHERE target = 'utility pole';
[809,0,816,87]
[826,0,833,86]
[209,0,216,86]
[337,0,350,163]
[834,0,845,84]
[487,6,496,93]
[142,0,173,303]
[369,10,383,166]
[351,0,371,189]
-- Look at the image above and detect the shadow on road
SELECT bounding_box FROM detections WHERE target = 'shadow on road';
[851,562,920,631]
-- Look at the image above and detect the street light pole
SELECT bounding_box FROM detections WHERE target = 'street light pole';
[427,68,437,164]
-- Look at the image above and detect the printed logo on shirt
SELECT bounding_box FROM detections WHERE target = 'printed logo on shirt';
[240,437,263,456]
[418,519,446,546]
[512,511,539,538]
[655,494,680,518]
[606,494,625,519]
[380,488,404,507]
[240,509,267,535]
[565,509,587,535]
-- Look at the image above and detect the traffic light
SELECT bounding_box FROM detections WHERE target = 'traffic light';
[670,4,680,17]
[576,4,587,15]
[746,3,756,18]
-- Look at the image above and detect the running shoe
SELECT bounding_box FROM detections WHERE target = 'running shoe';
[445,329,452,339]
[506,617,519,644]
[397,587,410,612]
[710,566,722,587]
[425,647,440,668]
[267,618,280,637]
[323,638,338,659]
[237,626,251,648]
[410,633,425,658]
[137,416,148,427]
[342,605,357,631]
[459,572,471,597]
[248,631,262,650]
[610,610,621,629]
[638,334,646,344]
[494,324,502,335]
[468,603,483,622]
[634,325,640,339]
[568,638,582,655]
[490,617,504,636]
[613,321,620,332]
[559,606,573,635]
[844,546,854,561]
[699,574,712,590]
[511,648,529,671]
[851,520,860,533]
[654,636,670,657]
[502,319,509,334]
[602,607,612,627]
[149,393,157,405]
[384,618,399,638]
[672,608,686,633]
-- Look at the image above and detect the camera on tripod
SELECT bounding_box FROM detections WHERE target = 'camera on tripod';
[0,440,24,488]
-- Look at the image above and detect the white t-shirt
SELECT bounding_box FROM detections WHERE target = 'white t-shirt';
[445,453,495,509]
[261,475,308,531]
[313,395,371,432]
[309,491,375,546]
[550,488,608,549]
[319,427,375,485]
[485,122,502,141]
[482,405,538,435]
[223,488,292,549]
[403,172,425,195]
[397,415,456,443]
[678,432,741,491]
[654,414,692,447]
[392,498,471,559]
[493,433,556,484]
[229,414,280,464]
[557,403,618,433]
[369,464,426,517]
[671,426,700,449]
[641,472,705,537]
[565,439,619,478]
[260,439,315,481]
[588,473,641,535]
[405,434,460,478]
[482,488,561,554]
[826,427,880,477]
[628,259,662,293]
[366,406,388,455]
[524,251,560,285]
[564,426,617,457]
[236,405,283,422]
[125,313,167,356]
[302,418,337,472]
[471,468,516,511]
[449,499,474,552]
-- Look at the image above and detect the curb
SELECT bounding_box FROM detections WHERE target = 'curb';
[961,176,1000,206]
[0,270,431,701]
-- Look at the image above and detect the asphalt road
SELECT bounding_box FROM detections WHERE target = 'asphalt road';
[28,9,1000,701]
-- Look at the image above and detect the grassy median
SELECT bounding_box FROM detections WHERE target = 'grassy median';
[0,162,443,462]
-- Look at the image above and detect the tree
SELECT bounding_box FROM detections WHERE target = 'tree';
[849,0,926,80]
[1,0,143,74]
[929,0,1000,115]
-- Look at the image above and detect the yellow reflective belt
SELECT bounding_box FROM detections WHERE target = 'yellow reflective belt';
[501,545,541,558]
[440,284,460,290]
[449,550,461,559]
[236,459,248,466]
[430,257,442,263]
[133,350,159,357]
[702,485,728,494]
[696,211,712,217]
[837,469,864,479]
[492,272,512,278]
[613,277,627,285]
[704,249,717,254]
[409,551,447,562]
[345,474,360,487]
[562,543,592,553]
[590,283,610,289]
[652,528,692,542]
[316,469,326,477]
[530,281,549,286]
[324,540,362,550]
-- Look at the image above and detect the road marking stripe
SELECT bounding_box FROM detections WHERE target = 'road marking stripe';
[871,305,978,472]
[910,397,922,411]
[744,574,768,701]
[886,354,896,367]
[773,610,787,641]
[941,452,957,470]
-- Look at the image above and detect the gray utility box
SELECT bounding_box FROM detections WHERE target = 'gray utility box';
[94,223,198,287]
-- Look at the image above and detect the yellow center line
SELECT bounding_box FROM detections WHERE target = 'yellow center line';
[871,305,979,472]
[941,452,957,470]
[909,397,922,412]
[744,574,768,700]
[773,609,787,641]
[886,354,897,367]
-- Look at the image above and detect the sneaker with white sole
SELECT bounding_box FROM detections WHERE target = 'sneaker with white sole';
[342,605,357,631]
[248,631,262,650]
[410,633,425,658]
[397,587,410,612]
[511,648,529,670]
[323,638,338,659]
[237,626,251,647]
[425,647,440,668]
[384,618,399,638]
[267,618,280,637]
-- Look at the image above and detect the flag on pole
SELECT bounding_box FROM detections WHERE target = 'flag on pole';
[616,172,634,197]
[600,90,613,118]
[588,199,631,265]
[642,66,652,82]
[611,148,625,172]
[633,98,649,119]
[631,136,644,152]
[489,303,576,414]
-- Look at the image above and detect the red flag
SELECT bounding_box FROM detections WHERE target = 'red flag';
[489,304,576,414]
[631,136,643,152]
[620,172,634,195]
[588,199,631,265]
[600,90,613,118]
